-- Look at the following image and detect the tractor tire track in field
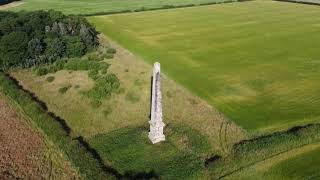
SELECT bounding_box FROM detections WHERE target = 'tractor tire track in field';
[218,142,320,179]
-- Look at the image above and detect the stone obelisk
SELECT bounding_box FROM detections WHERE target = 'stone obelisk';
[148,62,165,144]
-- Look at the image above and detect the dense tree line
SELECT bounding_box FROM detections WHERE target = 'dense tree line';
[0,10,99,70]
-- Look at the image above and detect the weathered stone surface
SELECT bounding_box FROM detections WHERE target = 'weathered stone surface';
[148,62,165,144]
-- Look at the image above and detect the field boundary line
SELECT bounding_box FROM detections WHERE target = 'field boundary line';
[273,0,320,6]
[82,0,254,17]
[218,140,320,179]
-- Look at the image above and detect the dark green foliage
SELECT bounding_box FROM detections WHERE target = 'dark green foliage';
[0,73,115,179]
[100,68,108,75]
[0,31,28,69]
[36,66,48,76]
[46,76,55,82]
[64,36,86,58]
[85,73,120,101]
[64,58,109,71]
[0,10,99,70]
[59,85,72,94]
[45,38,66,63]
[103,53,114,59]
[106,48,116,54]
[88,69,99,80]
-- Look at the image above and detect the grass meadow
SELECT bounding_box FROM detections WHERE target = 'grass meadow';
[8,0,232,15]
[89,1,320,133]
[10,36,245,178]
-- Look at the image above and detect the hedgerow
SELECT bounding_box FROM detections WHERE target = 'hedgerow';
[208,124,320,178]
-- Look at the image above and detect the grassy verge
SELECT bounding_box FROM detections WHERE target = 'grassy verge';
[208,123,320,178]
[0,72,117,180]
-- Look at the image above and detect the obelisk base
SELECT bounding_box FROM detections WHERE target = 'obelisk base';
[148,133,165,144]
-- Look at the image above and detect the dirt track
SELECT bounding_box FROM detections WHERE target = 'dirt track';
[0,97,78,179]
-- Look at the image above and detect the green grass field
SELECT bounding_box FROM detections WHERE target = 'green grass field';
[226,143,320,179]
[8,0,231,15]
[89,1,320,132]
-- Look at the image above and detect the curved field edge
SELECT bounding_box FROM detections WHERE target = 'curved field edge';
[208,123,320,178]
[224,142,320,179]
[88,1,320,133]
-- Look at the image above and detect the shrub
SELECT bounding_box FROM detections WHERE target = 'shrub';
[64,58,110,71]
[85,73,120,101]
[64,36,86,58]
[101,68,108,75]
[103,53,114,59]
[46,76,55,82]
[88,69,99,80]
[36,67,48,76]
[106,48,117,54]
[58,85,72,94]
[88,53,103,61]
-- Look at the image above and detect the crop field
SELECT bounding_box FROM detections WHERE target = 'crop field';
[8,0,232,15]
[89,1,320,132]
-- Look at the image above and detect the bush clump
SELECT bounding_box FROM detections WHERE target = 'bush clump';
[85,73,121,102]
[103,53,114,59]
[36,67,49,76]
[46,76,55,82]
[106,48,117,54]
[58,85,72,94]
